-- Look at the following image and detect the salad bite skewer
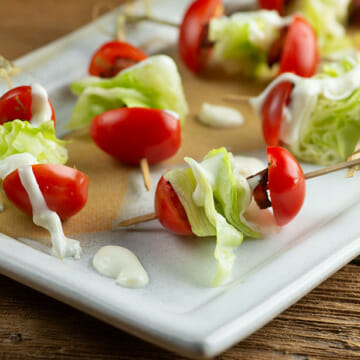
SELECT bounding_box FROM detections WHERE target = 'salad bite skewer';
[224,59,360,166]
[121,0,319,77]
[119,155,360,227]
[0,77,89,258]
[117,146,360,286]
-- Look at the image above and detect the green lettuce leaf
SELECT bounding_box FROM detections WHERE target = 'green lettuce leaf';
[289,88,360,165]
[165,148,260,286]
[0,120,68,164]
[287,62,360,165]
[209,10,284,76]
[68,55,188,129]
[299,0,352,55]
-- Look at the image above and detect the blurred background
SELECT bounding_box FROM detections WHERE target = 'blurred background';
[0,0,124,59]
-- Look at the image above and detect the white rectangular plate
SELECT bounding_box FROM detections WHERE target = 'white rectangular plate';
[1,1,360,358]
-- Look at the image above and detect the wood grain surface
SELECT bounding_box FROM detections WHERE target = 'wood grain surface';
[1,1,360,359]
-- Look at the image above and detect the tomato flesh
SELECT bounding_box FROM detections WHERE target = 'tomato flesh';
[279,16,318,77]
[90,108,181,165]
[261,81,293,146]
[179,0,224,74]
[155,176,193,235]
[267,146,305,226]
[2,164,89,221]
[89,41,148,78]
[0,85,56,126]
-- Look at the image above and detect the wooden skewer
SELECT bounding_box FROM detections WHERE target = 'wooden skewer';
[124,14,179,28]
[304,158,360,179]
[223,94,253,103]
[0,55,20,89]
[346,141,360,178]
[118,212,156,226]
[140,158,151,191]
[118,157,360,227]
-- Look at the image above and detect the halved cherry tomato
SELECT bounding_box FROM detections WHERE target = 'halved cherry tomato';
[2,164,89,221]
[261,81,293,146]
[279,16,318,77]
[179,0,224,74]
[258,0,286,15]
[0,85,56,126]
[267,146,305,226]
[155,175,193,235]
[89,41,148,78]
[90,108,181,164]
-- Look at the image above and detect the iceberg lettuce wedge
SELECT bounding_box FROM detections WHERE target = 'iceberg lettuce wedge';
[69,55,188,129]
[165,148,260,286]
[209,10,288,76]
[0,120,68,164]
[289,87,360,165]
[297,0,352,55]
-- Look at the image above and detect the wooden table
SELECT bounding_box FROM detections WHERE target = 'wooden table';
[1,1,360,359]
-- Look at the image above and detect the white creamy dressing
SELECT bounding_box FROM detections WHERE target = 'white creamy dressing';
[0,153,81,259]
[250,65,360,147]
[198,103,244,128]
[233,155,265,178]
[30,84,52,127]
[246,11,293,51]
[93,246,149,288]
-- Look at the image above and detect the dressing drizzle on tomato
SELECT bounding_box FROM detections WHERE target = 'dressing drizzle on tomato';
[0,153,82,259]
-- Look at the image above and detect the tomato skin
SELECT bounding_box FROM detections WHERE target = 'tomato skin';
[90,108,181,165]
[179,0,223,74]
[2,164,89,221]
[89,41,148,78]
[0,85,56,126]
[155,175,193,235]
[261,81,293,146]
[267,146,305,226]
[258,0,285,14]
[279,16,319,77]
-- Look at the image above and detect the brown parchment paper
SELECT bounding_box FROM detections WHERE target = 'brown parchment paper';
[0,49,267,240]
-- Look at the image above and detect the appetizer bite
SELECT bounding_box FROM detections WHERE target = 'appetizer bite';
[259,0,353,55]
[69,55,188,189]
[120,146,360,286]
[249,58,360,165]
[0,84,88,258]
[181,5,318,77]
[69,55,188,129]
[123,0,319,77]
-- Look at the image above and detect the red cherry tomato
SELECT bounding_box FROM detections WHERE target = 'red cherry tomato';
[279,16,318,77]
[261,81,293,146]
[155,175,193,235]
[179,0,224,74]
[90,108,181,165]
[258,0,286,15]
[2,164,89,221]
[0,85,56,126]
[89,41,148,78]
[267,146,305,226]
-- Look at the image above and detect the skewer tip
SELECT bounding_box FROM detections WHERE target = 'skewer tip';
[140,158,151,191]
